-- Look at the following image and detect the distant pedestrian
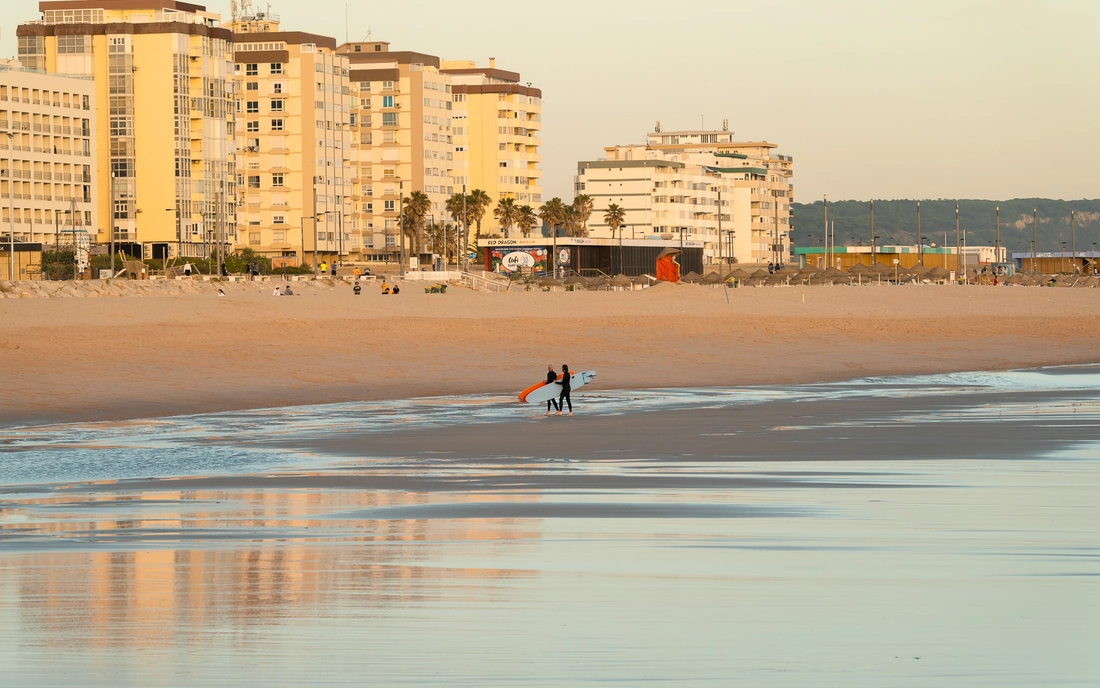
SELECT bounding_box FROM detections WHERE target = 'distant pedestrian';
[220,262,228,277]
[543,364,560,417]
[184,265,192,277]
[331,263,337,277]
[555,364,572,417]
[252,264,260,279]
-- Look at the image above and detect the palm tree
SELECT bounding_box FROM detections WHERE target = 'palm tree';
[604,203,626,237]
[605,203,626,274]
[401,190,431,254]
[494,197,519,238]
[426,221,459,263]
[572,194,594,237]
[445,192,469,228]
[516,205,538,238]
[467,188,492,239]
[538,198,567,239]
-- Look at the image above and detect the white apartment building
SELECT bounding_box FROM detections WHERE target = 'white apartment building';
[0,60,98,251]
[576,127,794,265]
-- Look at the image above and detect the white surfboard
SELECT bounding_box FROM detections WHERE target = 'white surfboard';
[520,371,597,404]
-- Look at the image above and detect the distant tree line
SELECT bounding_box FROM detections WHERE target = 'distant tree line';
[791,199,1100,253]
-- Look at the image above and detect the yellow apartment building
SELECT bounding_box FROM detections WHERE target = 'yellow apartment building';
[441,58,542,237]
[337,41,454,260]
[18,0,236,261]
[0,60,98,266]
[577,126,795,265]
[228,12,351,267]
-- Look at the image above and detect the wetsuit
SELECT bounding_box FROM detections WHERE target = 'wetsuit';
[545,371,559,412]
[558,370,572,412]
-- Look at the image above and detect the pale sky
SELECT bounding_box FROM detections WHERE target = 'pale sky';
[2,0,1098,203]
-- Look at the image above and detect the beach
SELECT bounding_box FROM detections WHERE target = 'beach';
[3,369,1100,686]
[2,279,1100,426]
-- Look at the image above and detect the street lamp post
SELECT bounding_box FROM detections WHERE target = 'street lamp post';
[1032,208,1038,275]
[955,203,960,280]
[869,199,874,267]
[1071,210,1076,273]
[995,205,1001,264]
[398,180,405,278]
[917,200,922,266]
[6,132,13,280]
[823,194,828,270]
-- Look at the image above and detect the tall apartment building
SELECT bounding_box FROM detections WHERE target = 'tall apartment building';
[576,127,794,265]
[227,13,351,266]
[337,41,454,258]
[1,60,98,255]
[441,58,542,236]
[18,0,235,260]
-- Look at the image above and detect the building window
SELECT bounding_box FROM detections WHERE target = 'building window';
[360,98,371,109]
[272,174,284,187]
[246,101,259,113]
[382,112,398,127]
[246,64,258,76]
[271,118,284,131]
[270,63,283,75]
[384,200,395,212]
[57,35,89,54]
[359,81,371,91]
[249,231,261,244]
[270,99,283,112]
[246,121,259,132]
[365,202,373,213]
[382,81,394,91]
[247,175,260,188]
[272,83,283,94]
[382,95,394,108]
[246,82,258,91]
[382,131,395,143]
[273,229,286,242]
[273,215,286,225]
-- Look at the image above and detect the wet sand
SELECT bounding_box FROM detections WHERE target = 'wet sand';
[2,369,1100,685]
[3,281,1100,427]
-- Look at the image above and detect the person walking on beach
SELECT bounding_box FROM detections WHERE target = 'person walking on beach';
[556,364,573,416]
[544,364,560,416]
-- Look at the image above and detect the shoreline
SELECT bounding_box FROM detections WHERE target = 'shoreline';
[3,281,1100,427]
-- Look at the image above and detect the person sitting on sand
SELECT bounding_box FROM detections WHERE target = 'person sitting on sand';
[217,288,225,297]
[382,282,391,295]
[272,287,281,296]
[283,285,293,296]
[392,284,400,295]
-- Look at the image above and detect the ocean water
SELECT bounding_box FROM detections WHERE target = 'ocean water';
[1,368,1099,686]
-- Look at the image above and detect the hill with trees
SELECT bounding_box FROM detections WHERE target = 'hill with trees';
[790,199,1100,254]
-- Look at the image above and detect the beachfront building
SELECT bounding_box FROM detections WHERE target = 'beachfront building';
[18,0,236,260]
[0,60,98,272]
[441,58,542,236]
[796,245,1006,272]
[576,126,794,266]
[227,12,351,268]
[337,41,454,261]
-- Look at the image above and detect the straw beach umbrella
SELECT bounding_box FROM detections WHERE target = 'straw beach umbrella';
[701,271,721,285]
[682,271,702,283]
[610,273,632,290]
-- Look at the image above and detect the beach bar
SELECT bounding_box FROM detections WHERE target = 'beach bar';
[1013,252,1100,274]
[484,237,704,277]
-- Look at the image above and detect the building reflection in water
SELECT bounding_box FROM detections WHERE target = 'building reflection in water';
[1,486,542,653]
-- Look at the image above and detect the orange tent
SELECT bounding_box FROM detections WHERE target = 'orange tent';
[655,247,681,282]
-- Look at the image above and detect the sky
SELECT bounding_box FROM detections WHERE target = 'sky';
[2,0,1098,203]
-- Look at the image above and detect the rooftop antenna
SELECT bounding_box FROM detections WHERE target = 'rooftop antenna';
[345,3,348,44]
[655,120,661,133]
[722,118,729,132]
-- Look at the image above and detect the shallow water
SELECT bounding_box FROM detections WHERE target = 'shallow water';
[2,368,1099,686]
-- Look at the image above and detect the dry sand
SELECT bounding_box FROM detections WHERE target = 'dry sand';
[2,278,1099,426]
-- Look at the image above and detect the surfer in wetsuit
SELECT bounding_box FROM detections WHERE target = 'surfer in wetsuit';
[544,365,560,416]
[556,364,572,416]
